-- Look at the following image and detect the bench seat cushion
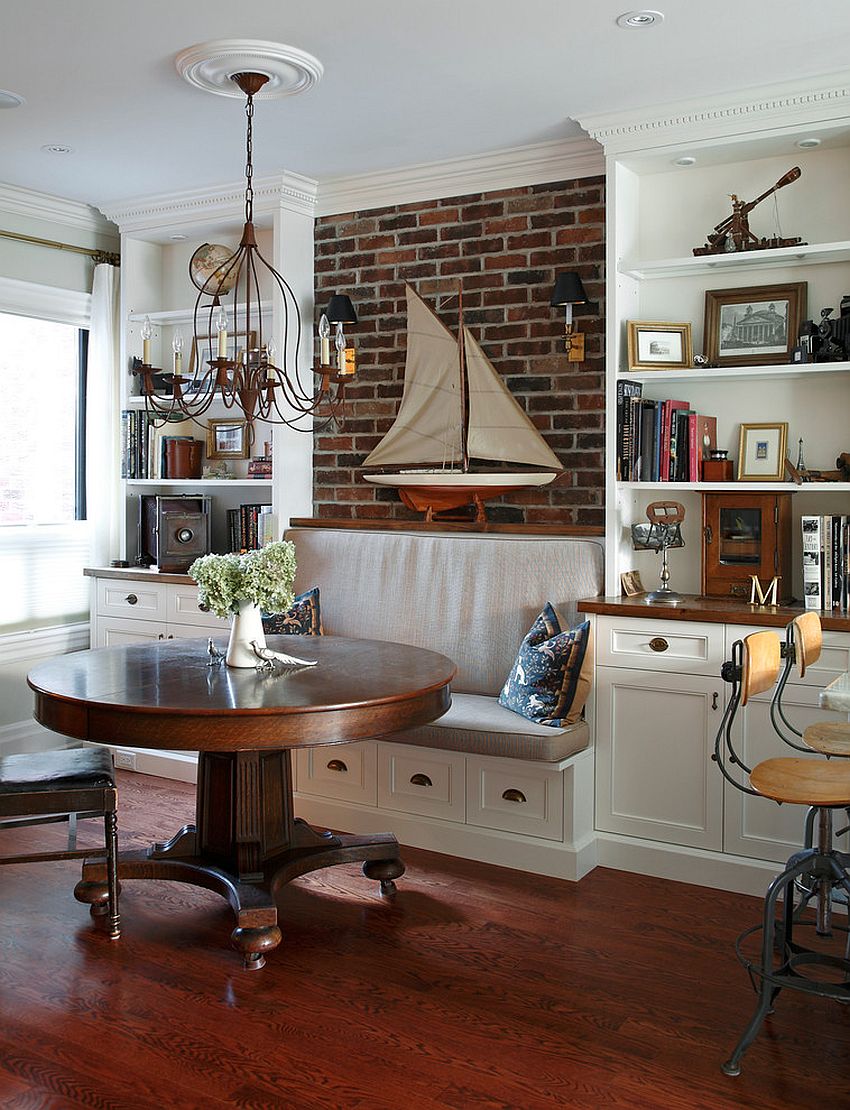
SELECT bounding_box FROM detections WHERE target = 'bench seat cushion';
[381,693,589,763]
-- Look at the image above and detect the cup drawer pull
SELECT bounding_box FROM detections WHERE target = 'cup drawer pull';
[125,593,138,606]
[410,773,433,788]
[502,788,527,804]
[327,759,348,773]
[649,637,669,653]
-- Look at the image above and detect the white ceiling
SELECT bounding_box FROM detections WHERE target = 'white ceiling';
[1,0,850,209]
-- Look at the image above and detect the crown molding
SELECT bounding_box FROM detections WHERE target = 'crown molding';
[0,182,115,236]
[315,137,603,216]
[578,71,850,155]
[100,171,318,236]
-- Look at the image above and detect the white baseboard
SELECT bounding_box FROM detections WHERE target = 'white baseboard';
[105,746,199,785]
[293,793,597,882]
[595,832,779,898]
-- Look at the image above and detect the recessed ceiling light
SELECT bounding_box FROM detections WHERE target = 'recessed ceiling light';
[0,89,24,109]
[41,143,74,155]
[796,137,821,149]
[617,10,664,28]
[673,155,696,167]
[169,234,189,241]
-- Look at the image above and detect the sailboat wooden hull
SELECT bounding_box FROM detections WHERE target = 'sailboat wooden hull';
[364,471,558,520]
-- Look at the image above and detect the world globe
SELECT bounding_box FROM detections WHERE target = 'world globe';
[189,243,240,296]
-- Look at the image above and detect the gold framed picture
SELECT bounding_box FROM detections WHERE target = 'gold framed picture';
[626,321,693,371]
[206,419,249,460]
[704,283,806,367]
[737,422,788,482]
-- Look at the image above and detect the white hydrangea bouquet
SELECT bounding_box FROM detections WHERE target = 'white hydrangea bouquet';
[189,541,298,668]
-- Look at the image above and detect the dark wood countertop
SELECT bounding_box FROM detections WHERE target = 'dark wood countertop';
[84,566,194,585]
[578,594,850,632]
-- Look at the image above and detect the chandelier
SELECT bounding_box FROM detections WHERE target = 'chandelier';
[134,70,354,442]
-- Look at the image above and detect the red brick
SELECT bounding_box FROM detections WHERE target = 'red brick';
[485,216,528,234]
[419,208,460,225]
[556,227,602,246]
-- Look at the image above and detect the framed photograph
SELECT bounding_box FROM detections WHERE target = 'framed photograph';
[737,422,788,481]
[620,570,645,597]
[704,283,806,367]
[189,329,257,376]
[627,321,693,371]
[207,419,249,460]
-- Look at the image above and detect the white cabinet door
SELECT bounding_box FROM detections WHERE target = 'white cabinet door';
[595,666,724,849]
[95,616,167,647]
[723,683,849,863]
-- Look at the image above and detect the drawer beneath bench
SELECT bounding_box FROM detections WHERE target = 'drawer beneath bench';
[295,742,377,806]
[378,743,466,822]
[466,756,564,841]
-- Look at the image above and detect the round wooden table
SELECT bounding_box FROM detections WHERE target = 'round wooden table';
[28,636,455,968]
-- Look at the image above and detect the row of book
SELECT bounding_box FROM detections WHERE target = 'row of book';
[227,504,277,552]
[802,515,850,612]
[121,411,198,480]
[616,382,716,483]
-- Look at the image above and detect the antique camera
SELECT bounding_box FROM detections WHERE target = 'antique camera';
[138,495,211,573]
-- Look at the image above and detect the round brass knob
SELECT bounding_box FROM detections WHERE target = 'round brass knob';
[649,636,669,653]
[125,593,138,606]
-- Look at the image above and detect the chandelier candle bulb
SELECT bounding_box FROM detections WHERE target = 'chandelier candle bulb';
[172,331,184,374]
[319,314,331,365]
[141,315,152,365]
[215,307,228,358]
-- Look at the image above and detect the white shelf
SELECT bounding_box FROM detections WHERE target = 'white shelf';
[619,482,850,493]
[126,302,273,326]
[617,360,850,384]
[620,240,850,281]
[124,479,272,488]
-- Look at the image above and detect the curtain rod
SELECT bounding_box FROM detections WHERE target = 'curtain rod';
[0,228,120,266]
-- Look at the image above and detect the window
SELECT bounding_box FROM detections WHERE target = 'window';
[0,311,87,525]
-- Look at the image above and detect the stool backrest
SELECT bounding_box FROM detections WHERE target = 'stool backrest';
[792,612,822,677]
[741,631,781,706]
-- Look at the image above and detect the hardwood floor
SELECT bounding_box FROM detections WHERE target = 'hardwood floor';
[2,771,849,1109]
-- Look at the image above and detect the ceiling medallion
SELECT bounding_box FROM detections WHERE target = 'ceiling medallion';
[175,39,323,99]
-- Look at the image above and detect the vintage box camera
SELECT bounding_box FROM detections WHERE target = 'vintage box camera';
[138,495,211,573]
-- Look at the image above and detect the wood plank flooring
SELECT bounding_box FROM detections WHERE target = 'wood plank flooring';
[1,770,849,1109]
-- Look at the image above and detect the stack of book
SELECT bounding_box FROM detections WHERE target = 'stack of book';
[227,504,277,552]
[121,412,198,479]
[801,515,850,612]
[616,382,716,483]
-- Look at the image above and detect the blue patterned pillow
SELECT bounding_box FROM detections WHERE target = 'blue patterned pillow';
[262,587,322,635]
[499,604,592,727]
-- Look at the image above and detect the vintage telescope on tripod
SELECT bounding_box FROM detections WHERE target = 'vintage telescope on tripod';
[693,166,805,256]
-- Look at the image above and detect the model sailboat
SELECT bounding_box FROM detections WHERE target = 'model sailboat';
[363,286,561,520]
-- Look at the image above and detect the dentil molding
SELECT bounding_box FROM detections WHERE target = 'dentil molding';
[578,71,850,155]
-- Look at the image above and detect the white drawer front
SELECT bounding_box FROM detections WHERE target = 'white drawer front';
[295,743,377,806]
[96,616,167,647]
[466,757,564,841]
[96,577,167,621]
[168,586,230,631]
[377,743,465,822]
[597,615,724,676]
[726,624,850,689]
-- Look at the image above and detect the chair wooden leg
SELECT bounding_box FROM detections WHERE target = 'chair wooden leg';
[104,810,120,940]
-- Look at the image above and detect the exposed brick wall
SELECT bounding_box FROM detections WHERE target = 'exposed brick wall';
[313,177,605,526]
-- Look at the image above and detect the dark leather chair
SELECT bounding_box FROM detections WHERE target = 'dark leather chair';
[0,746,120,939]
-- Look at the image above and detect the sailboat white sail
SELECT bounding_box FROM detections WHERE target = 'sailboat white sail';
[363,285,561,518]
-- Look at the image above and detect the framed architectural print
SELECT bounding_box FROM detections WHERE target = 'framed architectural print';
[627,321,693,370]
[737,422,788,481]
[704,283,806,367]
[206,419,249,460]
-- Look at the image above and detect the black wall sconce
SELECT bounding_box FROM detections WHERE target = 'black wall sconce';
[550,272,587,362]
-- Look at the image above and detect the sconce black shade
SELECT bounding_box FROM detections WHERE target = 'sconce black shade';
[550,272,587,306]
[326,294,358,325]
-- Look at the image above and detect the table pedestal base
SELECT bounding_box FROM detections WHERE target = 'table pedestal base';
[75,749,405,968]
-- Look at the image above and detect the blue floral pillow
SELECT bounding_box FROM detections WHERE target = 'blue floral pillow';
[262,587,322,635]
[499,604,592,727]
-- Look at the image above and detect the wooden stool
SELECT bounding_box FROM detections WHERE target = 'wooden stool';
[715,631,850,1076]
[0,747,120,939]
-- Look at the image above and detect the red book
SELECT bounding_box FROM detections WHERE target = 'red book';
[661,400,689,482]
[695,415,717,481]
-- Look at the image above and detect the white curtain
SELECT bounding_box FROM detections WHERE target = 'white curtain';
[87,263,121,567]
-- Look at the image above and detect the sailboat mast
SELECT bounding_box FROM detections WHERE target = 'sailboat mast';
[458,282,470,473]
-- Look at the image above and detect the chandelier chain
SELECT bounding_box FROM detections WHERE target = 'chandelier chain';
[244,93,254,224]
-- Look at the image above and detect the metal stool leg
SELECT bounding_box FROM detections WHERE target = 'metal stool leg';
[104,809,120,940]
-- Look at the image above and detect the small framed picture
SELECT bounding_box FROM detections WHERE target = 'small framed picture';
[737,422,788,482]
[704,283,806,367]
[620,570,645,597]
[207,419,249,460]
[626,322,693,371]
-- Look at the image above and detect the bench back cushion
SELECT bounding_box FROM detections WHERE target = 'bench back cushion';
[286,528,603,695]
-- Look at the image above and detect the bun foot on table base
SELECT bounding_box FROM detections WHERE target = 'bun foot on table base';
[363,856,405,896]
[232,925,283,970]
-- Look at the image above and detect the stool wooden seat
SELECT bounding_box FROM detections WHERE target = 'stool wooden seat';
[802,721,850,758]
[750,756,850,806]
[0,746,120,940]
